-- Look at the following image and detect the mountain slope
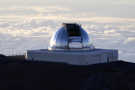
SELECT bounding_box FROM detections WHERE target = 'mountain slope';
[0,55,135,90]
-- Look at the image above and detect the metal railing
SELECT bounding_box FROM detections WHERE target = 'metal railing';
[0,48,26,56]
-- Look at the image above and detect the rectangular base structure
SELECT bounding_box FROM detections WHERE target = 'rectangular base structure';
[25,49,118,65]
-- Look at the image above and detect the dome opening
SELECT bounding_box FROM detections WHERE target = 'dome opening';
[63,23,81,36]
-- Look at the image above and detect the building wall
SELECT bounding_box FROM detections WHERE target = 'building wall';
[26,49,118,65]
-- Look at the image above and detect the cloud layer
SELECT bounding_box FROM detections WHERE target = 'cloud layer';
[0,6,135,62]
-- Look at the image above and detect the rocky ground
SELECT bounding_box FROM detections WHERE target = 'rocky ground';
[0,55,135,90]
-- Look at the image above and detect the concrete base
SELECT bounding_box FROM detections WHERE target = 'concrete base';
[25,49,118,65]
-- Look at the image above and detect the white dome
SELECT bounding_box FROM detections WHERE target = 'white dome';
[48,23,94,50]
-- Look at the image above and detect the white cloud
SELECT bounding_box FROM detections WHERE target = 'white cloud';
[0,6,135,62]
[104,29,115,34]
[124,37,135,44]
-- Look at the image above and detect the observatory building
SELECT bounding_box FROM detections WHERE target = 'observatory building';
[25,23,118,65]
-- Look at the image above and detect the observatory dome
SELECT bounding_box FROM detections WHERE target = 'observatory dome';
[48,23,95,50]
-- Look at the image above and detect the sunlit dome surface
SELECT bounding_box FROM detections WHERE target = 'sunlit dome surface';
[48,23,95,50]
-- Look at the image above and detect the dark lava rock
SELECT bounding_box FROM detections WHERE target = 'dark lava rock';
[0,54,7,63]
[0,54,6,59]
[0,56,135,90]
